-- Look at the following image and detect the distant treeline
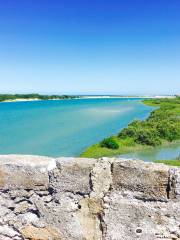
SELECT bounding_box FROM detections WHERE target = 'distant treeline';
[0,94,79,102]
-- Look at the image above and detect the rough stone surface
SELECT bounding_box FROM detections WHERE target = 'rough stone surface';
[169,168,180,199]
[21,225,61,240]
[53,157,97,194]
[112,158,170,200]
[0,155,56,190]
[0,155,180,240]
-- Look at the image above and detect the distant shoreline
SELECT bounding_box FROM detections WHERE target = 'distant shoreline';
[78,95,176,99]
[3,98,41,103]
[0,94,77,103]
[0,94,176,103]
[2,98,66,103]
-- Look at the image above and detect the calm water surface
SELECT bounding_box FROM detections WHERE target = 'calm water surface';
[120,143,180,162]
[0,98,154,157]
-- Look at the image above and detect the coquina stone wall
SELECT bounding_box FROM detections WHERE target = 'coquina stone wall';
[0,155,180,240]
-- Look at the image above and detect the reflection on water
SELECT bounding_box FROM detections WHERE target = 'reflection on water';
[119,143,180,162]
[86,107,134,115]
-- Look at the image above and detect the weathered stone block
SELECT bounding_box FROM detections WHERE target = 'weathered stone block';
[0,155,56,190]
[112,159,169,200]
[90,158,112,198]
[0,155,180,240]
[53,157,97,194]
[103,191,180,240]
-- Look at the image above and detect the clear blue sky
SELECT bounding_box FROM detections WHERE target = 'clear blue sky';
[0,0,180,95]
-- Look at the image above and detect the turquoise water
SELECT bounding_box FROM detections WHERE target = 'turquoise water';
[0,98,154,157]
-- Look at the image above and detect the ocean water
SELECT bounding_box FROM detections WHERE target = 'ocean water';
[0,98,154,157]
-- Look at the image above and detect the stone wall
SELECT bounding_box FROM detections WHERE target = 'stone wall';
[0,155,180,240]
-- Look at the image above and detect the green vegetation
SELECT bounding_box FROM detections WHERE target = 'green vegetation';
[0,94,78,102]
[118,120,162,146]
[81,97,180,158]
[81,136,148,158]
[100,137,119,149]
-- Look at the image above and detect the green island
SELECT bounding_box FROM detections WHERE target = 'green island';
[0,94,78,102]
[81,97,180,166]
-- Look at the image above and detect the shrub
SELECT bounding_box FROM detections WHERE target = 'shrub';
[118,127,136,138]
[116,98,179,148]
[118,120,143,139]
[134,129,162,146]
[157,120,180,141]
[100,137,119,149]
